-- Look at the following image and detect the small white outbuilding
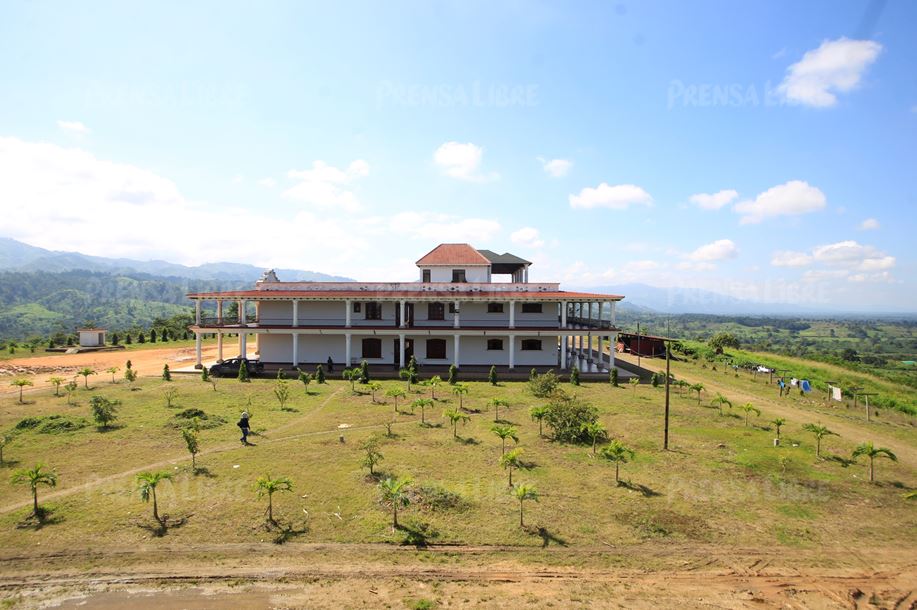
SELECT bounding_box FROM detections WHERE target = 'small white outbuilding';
[78,328,107,347]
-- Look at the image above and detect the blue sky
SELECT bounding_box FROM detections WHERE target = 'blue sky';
[0,1,914,311]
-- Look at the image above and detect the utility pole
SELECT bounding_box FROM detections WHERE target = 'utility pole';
[664,340,671,450]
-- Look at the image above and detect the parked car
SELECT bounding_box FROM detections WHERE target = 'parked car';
[208,357,265,377]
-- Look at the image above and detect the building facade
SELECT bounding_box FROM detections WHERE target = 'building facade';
[188,244,623,372]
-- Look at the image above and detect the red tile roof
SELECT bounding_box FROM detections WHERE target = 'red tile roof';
[187,289,623,300]
[415,243,491,266]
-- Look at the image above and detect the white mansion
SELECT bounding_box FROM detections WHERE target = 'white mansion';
[188,244,623,373]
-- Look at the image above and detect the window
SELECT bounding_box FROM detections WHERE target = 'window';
[352,302,361,313]
[362,338,382,359]
[521,339,542,351]
[365,302,382,320]
[422,269,431,282]
[428,302,445,320]
[521,303,542,313]
[487,339,504,351]
[451,269,466,283]
[448,303,457,314]
[426,338,446,359]
[487,302,504,313]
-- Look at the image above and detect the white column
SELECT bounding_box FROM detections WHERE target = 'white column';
[523,266,529,283]
[612,301,617,326]
[609,334,616,368]
[508,301,515,329]
[240,331,247,358]
[453,334,460,368]
[453,301,460,329]
[292,333,298,366]
[400,300,406,328]
[345,300,352,328]
[561,301,567,328]
[399,333,406,368]
[195,332,202,367]
[345,333,352,366]
[239,300,247,323]
[292,300,299,327]
[195,300,201,325]
[587,332,593,361]
[560,334,567,369]
[254,301,260,323]
[588,302,594,326]
[217,331,223,362]
[597,335,604,368]
[508,335,515,369]
[216,300,223,324]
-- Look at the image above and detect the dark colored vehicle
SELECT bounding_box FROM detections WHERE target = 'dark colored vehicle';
[208,358,265,377]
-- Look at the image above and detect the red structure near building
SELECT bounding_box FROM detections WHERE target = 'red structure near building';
[617,332,666,358]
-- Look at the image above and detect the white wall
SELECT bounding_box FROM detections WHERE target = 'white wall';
[422,266,490,283]
[78,332,104,347]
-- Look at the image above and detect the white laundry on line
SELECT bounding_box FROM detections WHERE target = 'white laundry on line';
[831,386,842,401]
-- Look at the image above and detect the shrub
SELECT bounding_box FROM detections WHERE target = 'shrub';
[162,364,172,381]
[488,365,498,386]
[528,370,559,398]
[570,366,580,386]
[543,392,599,443]
[610,367,619,387]
[89,395,120,429]
[315,364,326,384]
[359,360,370,384]
[238,359,250,382]
[168,409,227,430]
[448,364,458,385]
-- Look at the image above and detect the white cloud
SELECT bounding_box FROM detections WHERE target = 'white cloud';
[771,250,813,267]
[733,180,826,224]
[859,217,880,230]
[538,157,572,178]
[778,38,882,108]
[258,177,277,188]
[689,189,739,210]
[568,183,652,210]
[57,120,90,134]
[510,227,544,249]
[282,159,370,212]
[685,239,739,262]
[772,240,896,283]
[433,142,498,182]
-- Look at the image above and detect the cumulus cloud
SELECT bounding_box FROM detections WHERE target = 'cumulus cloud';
[510,227,545,249]
[771,240,895,282]
[771,250,813,267]
[433,142,498,182]
[859,217,880,230]
[282,159,369,212]
[778,38,882,107]
[685,239,739,262]
[568,183,652,210]
[689,189,738,210]
[57,120,90,134]
[537,157,572,178]
[733,180,826,224]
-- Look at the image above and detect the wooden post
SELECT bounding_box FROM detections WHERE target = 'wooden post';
[664,341,670,451]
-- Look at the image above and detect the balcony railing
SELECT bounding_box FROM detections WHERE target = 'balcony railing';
[567,316,615,330]
[197,316,571,329]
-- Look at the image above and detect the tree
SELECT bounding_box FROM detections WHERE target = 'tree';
[64,381,78,405]
[600,440,635,483]
[137,332,145,344]
[124,368,137,389]
[0,433,13,465]
[368,381,383,403]
[512,483,538,528]
[451,383,469,409]
[10,378,32,403]
[162,364,172,381]
[488,365,498,386]
[690,383,704,404]
[580,421,607,454]
[386,387,406,413]
[11,464,57,517]
[739,403,761,427]
[360,435,384,476]
[201,365,210,383]
[136,471,173,525]
[771,418,786,440]
[610,367,619,387]
[570,366,580,386]
[399,368,413,391]
[407,356,419,385]
[710,393,732,416]
[629,377,640,395]
[342,368,359,392]
[255,474,294,525]
[379,476,411,531]
[274,377,291,409]
[529,405,548,437]
[802,423,837,458]
[489,398,509,422]
[77,367,96,389]
[48,376,65,397]
[111,332,119,346]
[314,364,326,384]
[528,371,559,398]
[149,329,157,343]
[448,364,458,385]
[500,448,524,486]
[163,386,178,408]
[89,395,119,429]
[359,360,370,384]
[296,369,312,393]
[491,424,518,454]
[543,393,600,443]
[238,359,250,382]
[181,427,200,471]
[425,375,442,399]
[412,398,433,424]
[444,408,470,438]
[852,441,897,483]
[709,332,740,354]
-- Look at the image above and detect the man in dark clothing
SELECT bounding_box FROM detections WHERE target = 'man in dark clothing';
[238,410,251,444]
[327,356,334,372]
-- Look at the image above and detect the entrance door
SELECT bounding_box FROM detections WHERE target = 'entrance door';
[393,338,415,368]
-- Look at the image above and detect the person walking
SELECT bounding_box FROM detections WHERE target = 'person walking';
[327,356,334,373]
[238,410,251,445]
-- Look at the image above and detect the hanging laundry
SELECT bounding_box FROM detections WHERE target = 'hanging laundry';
[800,380,812,393]
[790,378,798,387]
[757,366,770,373]
[831,386,842,401]
[778,379,785,389]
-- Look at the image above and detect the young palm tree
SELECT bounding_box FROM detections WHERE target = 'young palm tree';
[581,421,607,454]
[710,393,732,416]
[342,369,359,392]
[529,405,549,437]
[379,476,411,531]
[512,483,539,527]
[500,448,524,486]
[106,366,120,383]
[181,428,200,471]
[599,440,635,483]
[11,464,57,516]
[124,368,137,389]
[10,378,33,403]
[771,418,786,440]
[852,441,897,483]
[398,368,413,391]
[690,383,705,404]
[412,398,433,424]
[255,474,294,524]
[444,408,470,438]
[426,375,442,399]
[489,398,509,422]
[451,383,469,409]
[64,381,78,405]
[739,403,761,427]
[386,387,406,413]
[47,376,65,397]
[802,423,837,458]
[136,471,173,524]
[368,381,383,403]
[77,367,96,389]
[491,424,519,455]
[629,377,640,395]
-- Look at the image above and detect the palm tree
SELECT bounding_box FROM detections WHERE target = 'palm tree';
[386,387,406,413]
[444,408,470,438]
[77,367,96,389]
[11,464,57,516]
[500,448,524,486]
[491,424,519,455]
[629,377,640,395]
[398,368,413,391]
[581,421,607,454]
[47,376,65,397]
[255,474,294,524]
[852,442,897,483]
[64,381,78,405]
[10,378,32,403]
[599,440,635,483]
[379,476,411,531]
[802,423,837,458]
[368,381,383,403]
[690,383,704,404]
[106,366,120,383]
[136,471,173,524]
[412,398,433,424]
[342,369,359,392]
[771,418,786,440]
[426,375,442,399]
[512,483,538,527]
[451,383,469,409]
[739,403,761,427]
[489,398,509,422]
[710,393,732,416]
[529,406,548,437]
